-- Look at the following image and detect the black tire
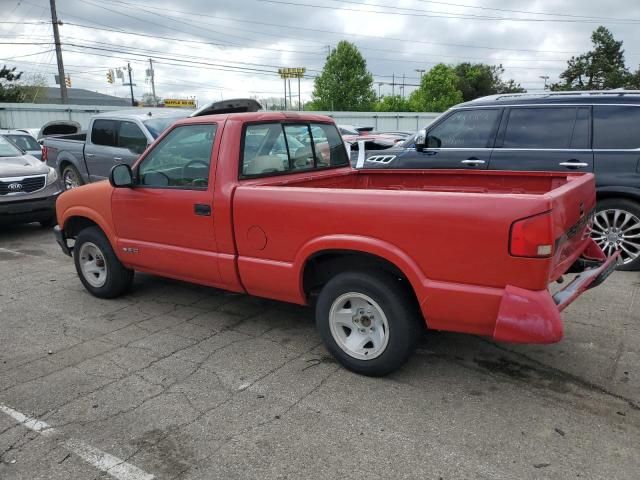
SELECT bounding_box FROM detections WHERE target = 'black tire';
[39,216,56,228]
[62,164,84,190]
[315,270,422,376]
[594,198,640,271]
[73,226,134,298]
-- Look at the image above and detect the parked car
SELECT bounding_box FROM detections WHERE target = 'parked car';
[362,91,640,270]
[0,135,63,226]
[1,129,43,160]
[54,111,616,376]
[43,110,188,190]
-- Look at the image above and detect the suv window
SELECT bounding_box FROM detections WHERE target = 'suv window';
[91,119,117,146]
[138,124,216,188]
[241,122,348,177]
[502,107,586,149]
[593,106,640,149]
[118,121,147,154]
[428,109,501,148]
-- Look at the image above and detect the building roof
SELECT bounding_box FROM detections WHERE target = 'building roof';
[34,87,130,106]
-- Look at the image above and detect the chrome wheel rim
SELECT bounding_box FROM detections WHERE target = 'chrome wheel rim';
[592,208,640,265]
[63,169,80,190]
[328,292,389,360]
[78,242,108,288]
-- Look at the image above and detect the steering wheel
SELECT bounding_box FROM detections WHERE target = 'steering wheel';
[182,159,209,186]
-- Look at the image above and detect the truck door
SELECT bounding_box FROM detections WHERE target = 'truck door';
[84,119,119,182]
[114,120,149,167]
[111,122,222,286]
[377,108,501,169]
[489,106,593,172]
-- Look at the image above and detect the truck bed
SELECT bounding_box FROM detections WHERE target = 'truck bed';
[258,169,574,196]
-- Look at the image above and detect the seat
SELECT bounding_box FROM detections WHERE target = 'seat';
[244,155,285,175]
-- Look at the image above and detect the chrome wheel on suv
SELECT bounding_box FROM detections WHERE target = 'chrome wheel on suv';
[592,200,640,270]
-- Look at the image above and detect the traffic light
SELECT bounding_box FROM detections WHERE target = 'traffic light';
[107,70,114,84]
[64,75,71,87]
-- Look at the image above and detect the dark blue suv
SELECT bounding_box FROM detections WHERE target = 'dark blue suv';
[362,91,640,271]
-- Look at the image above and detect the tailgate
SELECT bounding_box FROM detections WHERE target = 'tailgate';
[547,174,596,281]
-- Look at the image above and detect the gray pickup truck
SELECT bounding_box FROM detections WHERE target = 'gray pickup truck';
[43,109,188,190]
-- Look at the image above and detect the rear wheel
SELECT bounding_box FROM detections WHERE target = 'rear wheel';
[62,164,83,190]
[315,271,421,376]
[592,198,640,271]
[74,227,133,298]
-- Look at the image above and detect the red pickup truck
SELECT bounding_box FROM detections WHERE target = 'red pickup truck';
[53,111,617,376]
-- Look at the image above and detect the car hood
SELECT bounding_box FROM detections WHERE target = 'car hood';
[0,155,48,178]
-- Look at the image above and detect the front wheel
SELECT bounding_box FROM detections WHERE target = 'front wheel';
[592,198,640,271]
[315,271,422,376]
[74,226,134,298]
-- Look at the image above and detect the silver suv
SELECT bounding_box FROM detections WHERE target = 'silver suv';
[0,135,63,227]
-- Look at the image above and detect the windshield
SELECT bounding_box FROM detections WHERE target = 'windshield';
[143,116,186,139]
[0,135,22,157]
[4,134,40,151]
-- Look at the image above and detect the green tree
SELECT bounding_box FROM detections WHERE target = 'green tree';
[374,95,413,112]
[455,63,525,101]
[409,64,463,112]
[310,41,376,111]
[0,65,26,102]
[141,92,162,106]
[551,26,630,90]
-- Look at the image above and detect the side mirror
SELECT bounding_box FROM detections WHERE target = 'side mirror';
[415,129,427,152]
[109,164,133,188]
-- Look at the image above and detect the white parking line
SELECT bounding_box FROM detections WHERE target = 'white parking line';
[0,404,54,435]
[0,403,154,480]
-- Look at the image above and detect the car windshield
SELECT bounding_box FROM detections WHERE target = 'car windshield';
[4,134,40,151]
[0,136,22,157]
[143,116,186,138]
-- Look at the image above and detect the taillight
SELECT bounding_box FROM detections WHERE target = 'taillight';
[510,212,554,258]
[41,145,47,162]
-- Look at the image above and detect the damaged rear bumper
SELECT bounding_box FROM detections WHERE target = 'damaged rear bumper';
[493,244,620,344]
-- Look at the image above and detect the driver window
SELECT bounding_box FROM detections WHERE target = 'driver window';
[138,124,216,189]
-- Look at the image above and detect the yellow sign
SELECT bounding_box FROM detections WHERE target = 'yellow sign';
[278,67,306,79]
[164,99,196,108]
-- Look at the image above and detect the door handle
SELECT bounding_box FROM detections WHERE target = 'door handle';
[114,157,123,161]
[85,153,95,158]
[461,159,486,165]
[559,161,589,168]
[194,203,211,216]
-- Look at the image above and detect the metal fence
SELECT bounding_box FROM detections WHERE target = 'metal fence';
[0,103,440,132]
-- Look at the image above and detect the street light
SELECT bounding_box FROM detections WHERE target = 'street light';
[540,75,550,90]
[415,69,426,80]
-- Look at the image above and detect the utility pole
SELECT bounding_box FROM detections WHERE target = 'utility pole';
[127,63,135,106]
[283,77,287,110]
[288,78,293,110]
[149,58,157,106]
[49,0,67,104]
[377,82,382,98]
[392,74,395,97]
[402,74,405,98]
[297,76,301,111]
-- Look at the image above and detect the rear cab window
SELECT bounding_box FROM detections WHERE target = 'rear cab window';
[91,119,117,146]
[241,122,348,177]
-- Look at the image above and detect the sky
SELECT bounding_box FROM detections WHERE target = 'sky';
[3,0,640,106]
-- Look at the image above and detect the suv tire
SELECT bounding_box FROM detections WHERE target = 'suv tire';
[74,226,134,298]
[315,270,422,376]
[594,198,640,271]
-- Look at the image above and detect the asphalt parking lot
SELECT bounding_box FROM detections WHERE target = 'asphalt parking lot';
[0,224,638,480]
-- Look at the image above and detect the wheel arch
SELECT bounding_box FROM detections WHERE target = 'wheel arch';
[596,187,640,204]
[297,236,427,313]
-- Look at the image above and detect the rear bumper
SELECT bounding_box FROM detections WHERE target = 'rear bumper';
[492,249,619,344]
[420,240,618,344]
